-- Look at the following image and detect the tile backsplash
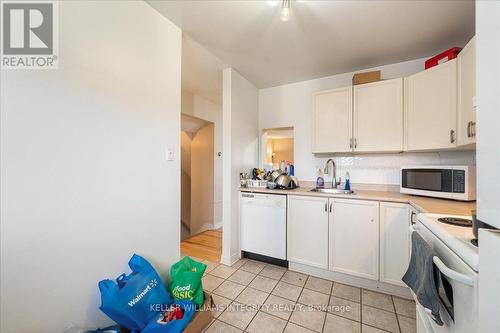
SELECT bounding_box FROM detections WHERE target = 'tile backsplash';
[313,151,476,185]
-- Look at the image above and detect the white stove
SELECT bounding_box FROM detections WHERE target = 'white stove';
[411,213,479,333]
[417,213,478,271]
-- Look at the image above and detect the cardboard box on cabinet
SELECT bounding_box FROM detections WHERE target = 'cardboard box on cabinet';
[352,70,381,85]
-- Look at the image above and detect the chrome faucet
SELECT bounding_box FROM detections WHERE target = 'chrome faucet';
[324,158,341,189]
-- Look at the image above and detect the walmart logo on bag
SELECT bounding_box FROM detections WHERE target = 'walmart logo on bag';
[128,279,158,307]
[172,284,193,299]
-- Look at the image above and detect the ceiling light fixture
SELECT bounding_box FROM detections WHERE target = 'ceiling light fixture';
[280,0,290,21]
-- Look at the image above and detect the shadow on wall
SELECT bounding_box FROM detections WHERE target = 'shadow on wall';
[181,131,192,240]
[180,119,215,240]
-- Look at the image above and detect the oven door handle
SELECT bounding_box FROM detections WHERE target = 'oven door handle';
[409,225,474,287]
[433,256,474,287]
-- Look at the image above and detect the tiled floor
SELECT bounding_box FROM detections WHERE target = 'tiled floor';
[193,256,417,333]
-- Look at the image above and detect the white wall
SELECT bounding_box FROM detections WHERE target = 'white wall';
[222,68,259,265]
[180,132,192,240]
[0,2,182,332]
[190,123,215,234]
[259,58,476,184]
[181,35,225,105]
[476,4,500,332]
[181,90,223,228]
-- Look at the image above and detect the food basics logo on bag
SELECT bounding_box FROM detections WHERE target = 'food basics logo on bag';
[128,279,159,307]
[172,284,193,299]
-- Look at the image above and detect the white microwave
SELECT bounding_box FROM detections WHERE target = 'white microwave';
[400,166,476,201]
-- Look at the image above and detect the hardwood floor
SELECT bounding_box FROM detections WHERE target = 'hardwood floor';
[181,228,222,262]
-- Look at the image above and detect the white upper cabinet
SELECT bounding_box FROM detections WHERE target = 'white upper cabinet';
[312,54,473,153]
[312,87,352,153]
[329,199,379,280]
[287,195,329,269]
[353,78,404,152]
[405,59,458,151]
[379,202,410,287]
[457,36,476,146]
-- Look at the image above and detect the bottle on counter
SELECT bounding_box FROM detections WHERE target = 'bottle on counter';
[316,168,325,189]
[344,171,351,191]
[280,160,286,172]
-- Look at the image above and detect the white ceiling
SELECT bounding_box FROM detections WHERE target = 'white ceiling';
[149,0,474,89]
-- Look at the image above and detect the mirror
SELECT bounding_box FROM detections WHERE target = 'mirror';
[261,127,294,171]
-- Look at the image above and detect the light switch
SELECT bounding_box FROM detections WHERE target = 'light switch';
[166,148,175,161]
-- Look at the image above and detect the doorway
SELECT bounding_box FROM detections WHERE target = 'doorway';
[261,127,294,170]
[180,114,222,262]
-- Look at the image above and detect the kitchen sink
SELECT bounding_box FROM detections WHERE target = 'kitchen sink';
[309,188,355,194]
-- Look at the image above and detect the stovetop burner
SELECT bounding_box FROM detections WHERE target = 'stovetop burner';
[437,217,473,227]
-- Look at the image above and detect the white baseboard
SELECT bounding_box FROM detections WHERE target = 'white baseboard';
[289,262,412,299]
[191,223,216,235]
[221,251,240,266]
[191,221,223,235]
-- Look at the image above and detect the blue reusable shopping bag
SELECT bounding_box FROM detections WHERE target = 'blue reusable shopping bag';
[85,325,122,333]
[98,254,172,332]
[141,301,196,333]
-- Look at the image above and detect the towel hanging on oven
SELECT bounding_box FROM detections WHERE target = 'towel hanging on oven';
[402,232,444,326]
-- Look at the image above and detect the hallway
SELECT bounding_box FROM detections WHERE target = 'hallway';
[181,228,222,262]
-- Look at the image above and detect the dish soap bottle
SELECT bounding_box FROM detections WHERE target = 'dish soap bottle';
[344,171,351,191]
[316,168,325,189]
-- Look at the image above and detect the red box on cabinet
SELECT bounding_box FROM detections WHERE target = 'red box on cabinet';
[425,47,462,69]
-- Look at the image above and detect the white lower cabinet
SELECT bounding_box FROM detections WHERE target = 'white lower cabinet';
[286,195,411,288]
[287,195,329,269]
[329,199,380,280]
[379,202,410,287]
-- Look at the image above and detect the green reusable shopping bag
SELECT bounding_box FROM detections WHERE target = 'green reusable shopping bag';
[169,256,207,306]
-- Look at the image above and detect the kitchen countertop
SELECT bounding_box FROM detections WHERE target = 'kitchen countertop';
[239,186,476,216]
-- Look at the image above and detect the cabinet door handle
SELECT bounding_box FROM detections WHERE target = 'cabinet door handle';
[471,121,476,137]
[410,211,416,225]
[324,202,328,212]
[467,121,472,138]
[354,138,357,148]
[329,202,333,213]
[349,138,353,149]
[450,129,455,143]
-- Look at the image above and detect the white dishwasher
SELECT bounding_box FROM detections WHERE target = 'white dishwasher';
[240,192,287,261]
